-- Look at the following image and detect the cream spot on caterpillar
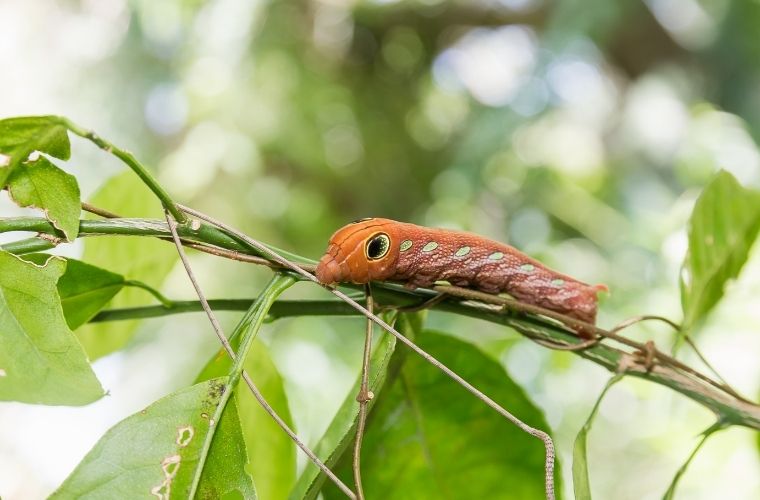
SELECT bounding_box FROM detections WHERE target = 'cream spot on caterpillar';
[400,239,413,252]
[488,252,504,260]
[520,263,535,272]
[422,242,439,252]
[552,278,565,287]
[455,246,470,257]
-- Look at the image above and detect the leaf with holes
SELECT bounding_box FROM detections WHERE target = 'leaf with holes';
[0,115,70,186]
[681,170,760,330]
[197,338,296,500]
[0,250,103,405]
[7,157,81,240]
[22,254,125,330]
[51,378,256,499]
[323,329,556,500]
[76,171,178,359]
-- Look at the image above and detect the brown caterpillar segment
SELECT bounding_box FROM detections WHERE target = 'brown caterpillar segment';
[315,218,607,334]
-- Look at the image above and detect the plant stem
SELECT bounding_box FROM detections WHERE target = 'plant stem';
[2,214,759,431]
[61,118,186,222]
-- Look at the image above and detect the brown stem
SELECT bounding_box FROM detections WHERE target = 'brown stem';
[352,285,374,500]
[164,212,356,499]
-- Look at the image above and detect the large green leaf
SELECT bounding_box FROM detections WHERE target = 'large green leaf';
[76,171,178,359]
[324,330,554,500]
[0,115,70,186]
[22,254,125,330]
[0,250,103,405]
[681,170,760,330]
[6,156,81,240]
[197,338,296,500]
[51,378,256,499]
[289,326,398,500]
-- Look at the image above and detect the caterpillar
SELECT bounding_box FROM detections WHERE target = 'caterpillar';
[315,218,607,333]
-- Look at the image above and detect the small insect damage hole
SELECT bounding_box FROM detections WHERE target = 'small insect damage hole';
[151,455,181,500]
[151,483,170,500]
[0,368,6,377]
[0,153,9,167]
[176,425,194,447]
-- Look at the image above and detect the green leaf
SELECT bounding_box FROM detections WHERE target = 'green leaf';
[681,170,760,330]
[572,374,623,500]
[6,157,81,240]
[197,338,296,500]
[0,115,70,186]
[323,330,553,500]
[76,171,178,359]
[22,254,125,330]
[51,378,256,499]
[0,250,103,405]
[289,329,397,500]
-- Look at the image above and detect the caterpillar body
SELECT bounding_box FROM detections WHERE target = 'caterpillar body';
[316,218,607,331]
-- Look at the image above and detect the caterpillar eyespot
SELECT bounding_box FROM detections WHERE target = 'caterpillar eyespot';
[366,233,390,260]
[315,218,607,337]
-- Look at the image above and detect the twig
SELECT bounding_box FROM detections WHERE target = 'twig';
[164,212,357,499]
[64,118,187,222]
[81,202,119,219]
[177,203,557,500]
[81,201,279,268]
[3,215,755,427]
[353,285,374,500]
[432,285,746,404]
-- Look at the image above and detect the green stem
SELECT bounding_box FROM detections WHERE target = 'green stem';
[0,216,317,265]
[123,280,174,307]
[0,237,56,254]
[0,216,758,431]
[189,273,295,498]
[662,422,724,499]
[90,299,365,322]
[61,118,186,223]
[573,373,624,500]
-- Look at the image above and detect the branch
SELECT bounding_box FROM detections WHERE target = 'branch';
[3,215,760,431]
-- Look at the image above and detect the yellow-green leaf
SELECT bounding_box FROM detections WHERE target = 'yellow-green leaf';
[7,157,81,240]
[0,250,103,405]
[197,338,296,500]
[51,378,256,499]
[76,171,177,359]
[22,254,125,330]
[0,115,70,186]
[680,170,760,330]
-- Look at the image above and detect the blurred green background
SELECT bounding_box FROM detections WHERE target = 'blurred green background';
[1,0,760,498]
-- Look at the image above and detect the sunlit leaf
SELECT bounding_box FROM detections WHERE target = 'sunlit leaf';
[7,157,81,240]
[680,170,760,330]
[22,254,125,330]
[323,330,554,500]
[0,115,70,186]
[0,250,103,405]
[51,379,256,499]
[197,338,296,500]
[290,325,398,500]
[76,171,177,359]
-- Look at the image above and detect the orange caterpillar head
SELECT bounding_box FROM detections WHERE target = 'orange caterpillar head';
[316,218,400,284]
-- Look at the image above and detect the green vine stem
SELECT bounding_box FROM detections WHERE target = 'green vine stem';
[60,118,187,223]
[2,216,760,431]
